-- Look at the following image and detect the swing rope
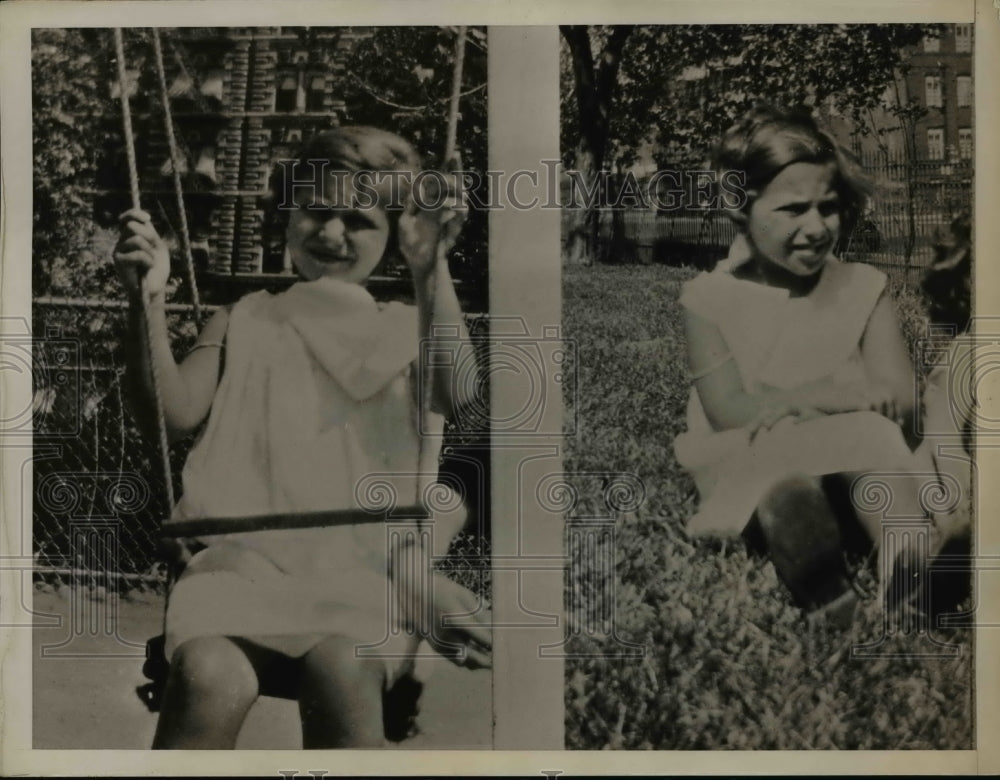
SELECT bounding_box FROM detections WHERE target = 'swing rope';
[415,25,467,508]
[113,27,176,513]
[444,27,467,166]
[395,25,468,647]
[150,27,204,328]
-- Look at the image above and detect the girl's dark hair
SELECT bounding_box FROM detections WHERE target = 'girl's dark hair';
[713,105,873,236]
[267,126,422,270]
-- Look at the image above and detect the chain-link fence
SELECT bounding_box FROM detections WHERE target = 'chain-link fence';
[31,297,492,601]
[562,155,972,286]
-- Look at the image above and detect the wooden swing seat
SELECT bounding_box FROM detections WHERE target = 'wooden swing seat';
[137,504,431,741]
[160,504,431,538]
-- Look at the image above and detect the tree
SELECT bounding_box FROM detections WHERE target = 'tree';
[32,28,121,297]
[338,26,488,296]
[560,26,634,265]
[560,24,930,265]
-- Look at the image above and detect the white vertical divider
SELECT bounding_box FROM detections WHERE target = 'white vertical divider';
[488,26,565,749]
[974,0,1000,767]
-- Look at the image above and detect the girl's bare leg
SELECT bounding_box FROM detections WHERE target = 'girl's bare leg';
[837,469,935,607]
[152,636,259,749]
[838,470,930,543]
[298,634,387,748]
[755,473,854,611]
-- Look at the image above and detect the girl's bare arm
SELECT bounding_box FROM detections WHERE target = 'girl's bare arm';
[686,302,912,433]
[400,177,476,418]
[685,307,785,431]
[859,292,919,441]
[410,255,475,416]
[115,209,226,442]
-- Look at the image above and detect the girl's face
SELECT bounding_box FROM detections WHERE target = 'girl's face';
[285,172,390,284]
[744,161,841,277]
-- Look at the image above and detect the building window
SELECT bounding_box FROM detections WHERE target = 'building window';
[306,75,325,112]
[927,128,945,160]
[922,33,940,53]
[201,68,225,102]
[925,75,942,108]
[957,76,972,107]
[276,74,298,112]
[958,128,973,159]
[168,72,194,99]
[955,24,972,53]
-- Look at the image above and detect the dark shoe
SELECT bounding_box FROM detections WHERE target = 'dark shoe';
[382,672,423,743]
[137,634,169,713]
[927,531,973,626]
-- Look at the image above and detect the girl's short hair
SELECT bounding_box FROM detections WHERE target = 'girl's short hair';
[713,105,872,235]
[271,125,422,218]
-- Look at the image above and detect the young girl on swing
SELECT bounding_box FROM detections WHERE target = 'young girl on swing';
[674,105,932,623]
[115,126,490,748]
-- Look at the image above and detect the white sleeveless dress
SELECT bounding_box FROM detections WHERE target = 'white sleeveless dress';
[163,278,457,680]
[674,238,922,535]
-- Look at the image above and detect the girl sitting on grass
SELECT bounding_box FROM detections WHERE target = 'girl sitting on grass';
[115,126,490,748]
[674,105,932,624]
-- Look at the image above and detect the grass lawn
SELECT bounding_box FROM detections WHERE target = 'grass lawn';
[562,263,973,750]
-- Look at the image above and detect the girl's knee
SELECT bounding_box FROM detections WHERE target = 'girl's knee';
[301,635,385,689]
[764,474,822,498]
[299,635,386,748]
[757,474,823,532]
[169,636,259,705]
[835,468,923,544]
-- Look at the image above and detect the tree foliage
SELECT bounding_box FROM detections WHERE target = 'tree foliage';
[31,27,488,299]
[338,26,488,294]
[560,24,934,264]
[338,26,487,171]
[32,28,121,297]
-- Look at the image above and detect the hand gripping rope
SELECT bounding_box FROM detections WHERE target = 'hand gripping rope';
[113,28,176,515]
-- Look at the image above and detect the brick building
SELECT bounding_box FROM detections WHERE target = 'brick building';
[823,23,974,162]
[902,23,974,162]
[102,27,370,280]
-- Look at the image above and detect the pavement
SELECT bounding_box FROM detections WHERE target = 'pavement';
[31,585,492,749]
